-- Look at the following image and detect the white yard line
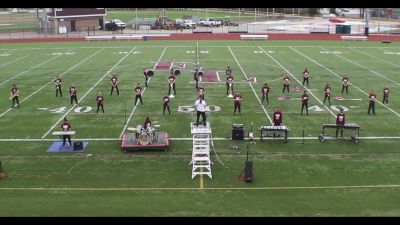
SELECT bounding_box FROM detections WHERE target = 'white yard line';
[0,55,29,68]
[349,47,400,68]
[290,46,400,118]
[0,53,64,87]
[320,47,400,86]
[0,48,106,119]
[228,46,273,125]
[119,46,168,138]
[41,47,137,139]
[2,184,400,191]
[259,46,337,117]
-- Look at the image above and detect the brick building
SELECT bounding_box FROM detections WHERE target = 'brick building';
[46,8,106,32]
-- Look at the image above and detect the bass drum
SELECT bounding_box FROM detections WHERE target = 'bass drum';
[138,133,150,145]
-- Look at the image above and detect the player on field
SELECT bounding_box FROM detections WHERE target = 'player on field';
[383,86,389,104]
[261,83,270,105]
[302,68,310,87]
[110,73,119,96]
[282,74,290,93]
[323,83,332,106]
[10,84,20,108]
[233,91,242,115]
[134,83,144,106]
[162,95,171,116]
[341,76,350,94]
[301,90,309,115]
[54,75,62,97]
[368,90,377,115]
[96,91,104,114]
[69,84,78,105]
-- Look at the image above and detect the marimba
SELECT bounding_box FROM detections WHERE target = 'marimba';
[259,125,291,143]
[319,123,361,143]
[52,131,76,136]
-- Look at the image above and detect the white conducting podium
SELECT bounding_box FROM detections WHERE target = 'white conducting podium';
[190,122,212,179]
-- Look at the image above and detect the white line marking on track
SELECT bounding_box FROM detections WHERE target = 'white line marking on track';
[41,47,137,139]
[119,46,168,138]
[228,46,273,125]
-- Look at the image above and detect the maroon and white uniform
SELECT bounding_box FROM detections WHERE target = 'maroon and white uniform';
[301,93,309,115]
[110,75,119,96]
[383,87,389,104]
[226,75,234,95]
[54,78,62,97]
[197,87,205,99]
[368,93,377,115]
[282,75,290,93]
[341,76,349,94]
[10,86,20,108]
[69,86,78,105]
[261,84,270,104]
[302,69,310,86]
[323,85,332,105]
[168,75,176,96]
[336,112,345,126]
[233,93,242,114]
[273,111,283,126]
[163,95,170,115]
[61,121,72,146]
[96,95,104,113]
[135,85,143,106]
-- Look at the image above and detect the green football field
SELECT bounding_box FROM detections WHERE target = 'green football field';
[0,40,400,216]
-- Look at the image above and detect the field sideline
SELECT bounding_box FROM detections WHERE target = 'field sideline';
[0,40,400,216]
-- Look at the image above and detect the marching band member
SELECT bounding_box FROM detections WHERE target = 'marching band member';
[302,68,310,87]
[233,91,242,115]
[54,75,62,97]
[162,95,171,116]
[10,84,20,108]
[143,68,149,87]
[110,73,119,96]
[261,83,270,106]
[61,117,72,148]
[368,90,377,115]
[225,66,232,76]
[323,83,332,106]
[336,108,345,138]
[96,91,104,114]
[134,83,144,106]
[193,68,200,89]
[143,116,152,130]
[69,83,78,106]
[167,73,176,96]
[301,90,309,115]
[341,75,350,94]
[383,86,389,104]
[197,85,205,100]
[282,73,290,93]
[195,95,207,127]
[226,73,234,96]
[273,108,283,126]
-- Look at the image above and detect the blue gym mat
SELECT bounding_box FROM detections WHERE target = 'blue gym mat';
[47,141,89,153]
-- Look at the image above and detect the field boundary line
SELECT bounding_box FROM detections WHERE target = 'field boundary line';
[290,46,400,118]
[349,47,400,68]
[0,48,106,119]
[227,46,273,125]
[2,184,400,191]
[259,46,336,117]
[41,47,137,139]
[119,46,168,138]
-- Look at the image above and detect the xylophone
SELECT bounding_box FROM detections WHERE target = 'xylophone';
[259,125,291,143]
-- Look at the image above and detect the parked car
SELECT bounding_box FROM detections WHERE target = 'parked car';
[221,17,238,26]
[174,19,196,29]
[322,13,336,19]
[200,18,222,27]
[329,17,346,23]
[105,22,119,31]
[110,19,127,29]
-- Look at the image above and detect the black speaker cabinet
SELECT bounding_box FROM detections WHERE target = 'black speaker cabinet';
[244,161,253,182]
[73,141,83,151]
[232,127,244,140]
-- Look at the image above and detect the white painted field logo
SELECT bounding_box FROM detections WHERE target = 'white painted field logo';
[308,105,349,112]
[50,52,75,55]
[178,105,221,112]
[38,106,93,113]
